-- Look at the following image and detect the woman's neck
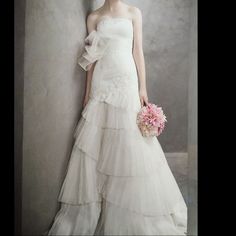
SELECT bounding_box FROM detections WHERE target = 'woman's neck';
[103,0,123,12]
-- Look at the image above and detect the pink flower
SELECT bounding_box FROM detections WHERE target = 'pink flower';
[136,103,167,137]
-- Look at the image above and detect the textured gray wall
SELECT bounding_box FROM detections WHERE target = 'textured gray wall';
[22,0,91,234]
[94,0,192,152]
[187,1,197,235]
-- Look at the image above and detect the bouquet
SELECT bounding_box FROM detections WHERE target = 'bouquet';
[136,103,167,137]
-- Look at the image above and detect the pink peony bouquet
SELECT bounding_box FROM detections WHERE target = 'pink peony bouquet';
[137,103,167,137]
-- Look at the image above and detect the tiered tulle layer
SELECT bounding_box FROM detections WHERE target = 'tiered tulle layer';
[47,94,187,235]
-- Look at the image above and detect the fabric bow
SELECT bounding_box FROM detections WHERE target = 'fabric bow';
[78,30,110,71]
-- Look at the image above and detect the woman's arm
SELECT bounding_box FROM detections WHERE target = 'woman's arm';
[83,13,97,108]
[132,7,148,107]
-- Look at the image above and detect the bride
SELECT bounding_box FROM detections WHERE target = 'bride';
[47,0,187,235]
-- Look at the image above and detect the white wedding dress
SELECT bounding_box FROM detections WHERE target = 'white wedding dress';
[47,16,187,235]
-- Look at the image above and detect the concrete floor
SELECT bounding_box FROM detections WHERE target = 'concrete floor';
[166,153,188,203]
[165,153,197,236]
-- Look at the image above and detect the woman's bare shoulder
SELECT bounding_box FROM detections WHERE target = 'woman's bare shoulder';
[125,4,142,20]
[87,8,102,23]
[86,7,105,30]
[130,6,142,15]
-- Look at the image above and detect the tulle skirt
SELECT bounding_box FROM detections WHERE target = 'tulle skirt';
[47,86,187,235]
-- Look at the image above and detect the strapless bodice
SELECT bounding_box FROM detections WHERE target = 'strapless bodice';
[78,17,134,71]
[96,17,133,54]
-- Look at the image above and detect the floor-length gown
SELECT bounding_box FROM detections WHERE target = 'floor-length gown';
[47,16,187,235]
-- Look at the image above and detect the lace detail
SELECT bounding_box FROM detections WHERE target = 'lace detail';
[90,73,138,102]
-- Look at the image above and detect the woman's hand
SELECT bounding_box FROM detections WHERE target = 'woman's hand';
[139,88,149,107]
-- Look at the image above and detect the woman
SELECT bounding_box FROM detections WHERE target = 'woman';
[47,0,187,235]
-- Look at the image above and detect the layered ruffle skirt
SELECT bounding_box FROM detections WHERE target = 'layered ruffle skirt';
[47,91,187,235]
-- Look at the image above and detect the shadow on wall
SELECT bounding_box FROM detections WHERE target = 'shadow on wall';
[14,0,26,234]
[19,0,94,235]
[72,0,93,111]
[45,0,95,234]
